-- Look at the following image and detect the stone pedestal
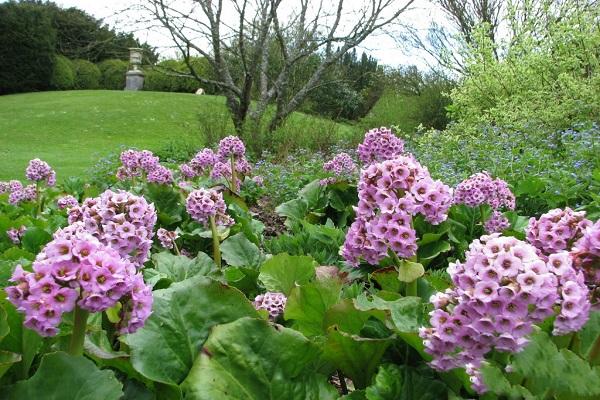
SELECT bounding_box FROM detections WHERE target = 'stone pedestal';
[125,70,144,91]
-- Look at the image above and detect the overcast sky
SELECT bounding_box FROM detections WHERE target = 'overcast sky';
[50,0,444,68]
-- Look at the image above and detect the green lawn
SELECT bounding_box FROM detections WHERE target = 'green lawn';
[0,90,357,180]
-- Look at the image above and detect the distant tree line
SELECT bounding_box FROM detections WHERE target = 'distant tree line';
[0,0,157,94]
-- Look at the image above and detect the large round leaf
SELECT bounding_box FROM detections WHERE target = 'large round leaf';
[7,352,122,399]
[123,275,258,386]
[258,253,316,295]
[181,317,337,400]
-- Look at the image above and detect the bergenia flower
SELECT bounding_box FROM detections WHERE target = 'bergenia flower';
[25,158,56,187]
[67,190,157,267]
[253,292,287,320]
[484,211,510,234]
[57,195,79,210]
[6,226,26,244]
[320,152,357,186]
[527,207,591,256]
[157,228,178,250]
[185,188,233,227]
[116,149,172,185]
[571,219,600,287]
[453,171,515,210]
[420,234,590,394]
[357,127,405,165]
[5,231,153,336]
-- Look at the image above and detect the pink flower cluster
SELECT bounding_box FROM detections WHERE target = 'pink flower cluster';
[6,181,37,206]
[57,195,79,210]
[571,219,600,286]
[25,158,56,186]
[186,188,233,227]
[526,207,591,256]
[454,172,515,210]
[157,228,178,250]
[180,148,217,179]
[67,190,157,267]
[484,211,510,234]
[7,226,26,244]
[320,152,357,186]
[342,155,452,266]
[5,232,152,336]
[116,150,173,185]
[357,127,405,165]
[420,234,590,394]
[253,292,287,319]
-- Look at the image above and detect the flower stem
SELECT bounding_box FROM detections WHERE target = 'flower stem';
[479,204,487,228]
[406,280,418,297]
[230,155,238,194]
[209,215,221,268]
[173,241,181,256]
[68,306,89,356]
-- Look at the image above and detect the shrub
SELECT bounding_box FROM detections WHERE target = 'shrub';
[50,55,75,90]
[144,57,214,93]
[98,59,128,90]
[0,1,56,94]
[72,59,101,89]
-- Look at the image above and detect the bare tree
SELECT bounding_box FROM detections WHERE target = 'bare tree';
[400,0,503,73]
[136,0,414,144]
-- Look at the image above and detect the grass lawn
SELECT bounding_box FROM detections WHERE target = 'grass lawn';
[0,90,356,180]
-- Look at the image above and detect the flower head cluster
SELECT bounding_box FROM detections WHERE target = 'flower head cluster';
[217,136,246,160]
[116,150,172,184]
[25,158,56,186]
[0,182,9,194]
[186,188,233,227]
[420,234,590,394]
[252,175,264,186]
[454,172,515,210]
[5,232,152,336]
[484,211,510,234]
[571,220,600,286]
[320,152,357,186]
[526,208,591,256]
[342,156,452,266]
[180,148,217,178]
[253,292,287,319]
[357,127,405,165]
[67,190,157,266]
[157,228,178,250]
[7,226,26,244]
[57,195,79,210]
[6,181,37,206]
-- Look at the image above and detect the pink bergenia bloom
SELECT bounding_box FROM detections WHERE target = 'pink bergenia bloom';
[484,211,510,234]
[342,155,452,266]
[5,232,152,336]
[421,234,590,394]
[253,292,287,319]
[6,226,26,244]
[454,171,515,210]
[57,195,79,210]
[186,188,234,227]
[25,158,56,186]
[357,127,405,165]
[116,149,172,185]
[157,228,179,250]
[66,190,157,267]
[217,136,246,161]
[571,219,600,287]
[527,207,591,256]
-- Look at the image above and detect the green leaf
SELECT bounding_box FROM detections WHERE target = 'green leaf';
[180,317,337,400]
[275,198,308,221]
[365,364,447,400]
[146,251,214,287]
[480,363,535,400]
[396,260,424,283]
[370,268,401,292]
[20,227,51,254]
[7,352,123,399]
[123,276,258,386]
[323,299,375,335]
[0,350,21,379]
[220,233,262,268]
[0,305,8,342]
[284,279,342,337]
[417,241,451,262]
[299,179,326,209]
[323,327,391,389]
[354,294,424,333]
[580,311,600,358]
[259,253,316,295]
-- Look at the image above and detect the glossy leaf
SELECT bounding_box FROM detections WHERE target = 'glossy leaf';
[124,276,259,386]
[220,232,262,268]
[365,364,447,400]
[259,253,316,295]
[7,352,123,399]
[180,317,337,400]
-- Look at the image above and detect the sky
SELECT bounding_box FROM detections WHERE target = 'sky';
[50,0,444,68]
